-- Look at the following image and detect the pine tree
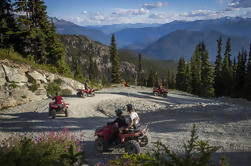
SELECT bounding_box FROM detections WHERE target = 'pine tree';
[147,67,154,87]
[184,62,192,93]
[0,0,17,49]
[245,44,251,100]
[214,36,224,97]
[190,44,201,95]
[110,34,121,83]
[234,48,247,97]
[176,57,186,91]
[137,53,143,86]
[171,71,176,89]
[167,69,171,89]
[154,72,159,87]
[89,55,95,81]
[222,38,233,96]
[200,42,214,97]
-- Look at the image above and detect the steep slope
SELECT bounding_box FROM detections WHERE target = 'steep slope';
[59,35,177,81]
[114,17,251,49]
[143,30,251,61]
[53,18,110,45]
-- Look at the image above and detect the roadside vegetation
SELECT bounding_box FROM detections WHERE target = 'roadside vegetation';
[0,128,86,166]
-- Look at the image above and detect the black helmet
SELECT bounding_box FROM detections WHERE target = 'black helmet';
[86,80,89,83]
[56,92,59,96]
[115,109,123,116]
[126,104,133,112]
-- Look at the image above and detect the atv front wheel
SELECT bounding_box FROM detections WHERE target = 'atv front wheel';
[153,92,158,96]
[95,137,107,153]
[51,109,56,119]
[65,109,69,117]
[139,133,151,147]
[125,140,140,154]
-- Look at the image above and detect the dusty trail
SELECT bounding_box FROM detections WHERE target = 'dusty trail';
[0,86,251,166]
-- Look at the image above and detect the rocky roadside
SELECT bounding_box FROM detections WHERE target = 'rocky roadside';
[0,59,85,110]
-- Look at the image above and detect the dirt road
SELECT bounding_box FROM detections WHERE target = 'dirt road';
[0,86,251,165]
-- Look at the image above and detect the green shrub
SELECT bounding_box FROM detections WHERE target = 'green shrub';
[97,124,228,166]
[46,79,62,97]
[9,81,17,89]
[0,128,86,166]
[29,82,40,92]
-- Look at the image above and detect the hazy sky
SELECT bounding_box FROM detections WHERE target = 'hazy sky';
[44,0,251,25]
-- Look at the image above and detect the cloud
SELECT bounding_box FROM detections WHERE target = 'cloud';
[228,0,251,8]
[181,10,218,17]
[143,1,168,10]
[81,10,88,14]
[112,8,149,16]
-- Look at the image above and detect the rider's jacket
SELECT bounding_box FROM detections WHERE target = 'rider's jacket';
[53,96,63,104]
[113,116,127,128]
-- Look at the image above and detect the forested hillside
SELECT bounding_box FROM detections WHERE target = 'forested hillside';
[175,38,251,100]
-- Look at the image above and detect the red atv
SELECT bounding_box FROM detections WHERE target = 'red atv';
[153,87,168,97]
[76,88,95,97]
[94,123,150,154]
[49,101,70,119]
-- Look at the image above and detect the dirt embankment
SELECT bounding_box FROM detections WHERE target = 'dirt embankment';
[0,86,250,166]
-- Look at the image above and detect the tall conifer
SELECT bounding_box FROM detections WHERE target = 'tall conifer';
[110,34,121,83]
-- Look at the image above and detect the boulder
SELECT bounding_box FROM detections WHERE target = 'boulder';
[2,64,28,83]
[27,71,47,84]
[46,73,55,82]
[60,77,84,90]
[0,65,6,86]
[34,86,47,96]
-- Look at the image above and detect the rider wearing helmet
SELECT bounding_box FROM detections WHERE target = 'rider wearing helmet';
[84,80,90,90]
[53,92,64,108]
[113,109,127,128]
[126,104,140,130]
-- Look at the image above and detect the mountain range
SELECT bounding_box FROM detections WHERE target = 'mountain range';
[87,23,160,34]
[53,17,251,61]
[52,17,110,45]
[143,30,251,61]
[114,17,251,49]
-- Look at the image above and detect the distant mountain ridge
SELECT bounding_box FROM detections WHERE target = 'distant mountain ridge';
[87,23,161,34]
[52,17,110,45]
[143,30,251,61]
[114,17,251,49]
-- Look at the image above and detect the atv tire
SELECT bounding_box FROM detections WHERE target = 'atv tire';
[77,92,84,98]
[139,133,151,147]
[95,137,107,153]
[49,107,52,116]
[153,92,158,96]
[51,109,56,119]
[125,140,140,154]
[65,109,69,117]
[163,93,167,97]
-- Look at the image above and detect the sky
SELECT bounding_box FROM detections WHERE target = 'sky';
[44,0,251,25]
